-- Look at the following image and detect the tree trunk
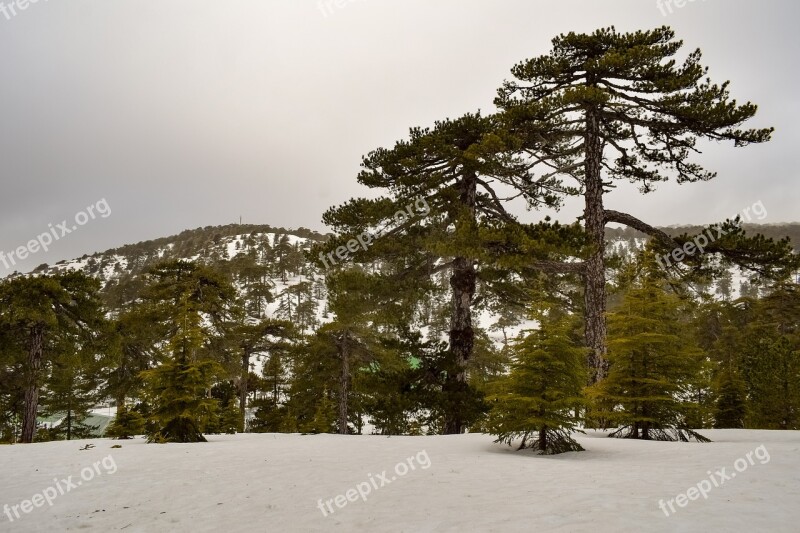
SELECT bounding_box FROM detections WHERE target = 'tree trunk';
[338,336,350,435]
[583,109,608,384]
[240,349,250,433]
[21,325,44,444]
[66,400,72,441]
[444,171,478,435]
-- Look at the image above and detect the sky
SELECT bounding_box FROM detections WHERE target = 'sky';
[0,0,798,275]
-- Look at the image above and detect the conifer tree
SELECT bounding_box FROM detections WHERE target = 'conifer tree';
[304,390,336,434]
[41,342,103,441]
[0,272,106,443]
[321,113,569,433]
[0,329,24,442]
[714,370,747,429]
[314,269,382,434]
[249,354,290,433]
[694,300,750,429]
[740,283,800,429]
[232,319,294,432]
[591,254,710,441]
[106,307,162,416]
[496,26,795,383]
[488,311,586,454]
[139,260,237,443]
[106,405,146,439]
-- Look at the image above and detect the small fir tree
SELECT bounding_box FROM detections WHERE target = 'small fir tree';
[488,312,586,454]
[591,257,710,442]
[106,406,146,439]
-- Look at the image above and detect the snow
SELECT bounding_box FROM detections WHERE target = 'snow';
[1,430,798,532]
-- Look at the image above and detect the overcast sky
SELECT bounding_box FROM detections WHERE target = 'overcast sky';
[0,0,797,274]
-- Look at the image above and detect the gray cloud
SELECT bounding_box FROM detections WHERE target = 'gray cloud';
[1,0,797,274]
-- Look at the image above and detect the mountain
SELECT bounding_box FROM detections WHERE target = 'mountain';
[16,221,800,321]
[28,224,329,320]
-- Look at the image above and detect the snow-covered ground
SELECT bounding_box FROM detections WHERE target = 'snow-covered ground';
[1,430,798,532]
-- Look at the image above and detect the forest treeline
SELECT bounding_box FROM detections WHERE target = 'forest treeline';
[2,26,799,453]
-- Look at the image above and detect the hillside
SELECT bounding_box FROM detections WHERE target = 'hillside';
[26,224,329,315]
[21,222,800,315]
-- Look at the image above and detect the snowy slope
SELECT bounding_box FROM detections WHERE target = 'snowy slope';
[1,430,798,532]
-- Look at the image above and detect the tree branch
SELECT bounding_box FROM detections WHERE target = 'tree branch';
[604,210,681,250]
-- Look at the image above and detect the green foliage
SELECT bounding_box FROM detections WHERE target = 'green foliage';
[0,272,108,443]
[488,312,586,454]
[591,256,710,442]
[136,260,238,443]
[302,391,336,434]
[142,360,221,443]
[106,406,146,439]
[498,26,773,189]
[739,284,800,429]
[714,371,747,429]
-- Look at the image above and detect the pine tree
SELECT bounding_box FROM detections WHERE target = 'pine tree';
[0,326,25,443]
[142,359,220,443]
[232,319,293,432]
[249,354,290,433]
[273,234,294,283]
[41,341,103,441]
[0,272,106,443]
[740,283,800,429]
[694,300,750,429]
[106,405,146,439]
[139,260,237,443]
[106,306,163,417]
[591,254,710,442]
[714,370,747,429]
[488,312,586,454]
[303,390,336,434]
[321,113,572,433]
[496,26,793,383]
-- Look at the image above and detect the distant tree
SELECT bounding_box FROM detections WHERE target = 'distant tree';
[0,327,24,442]
[694,300,749,429]
[306,390,336,434]
[714,370,747,429]
[249,354,291,433]
[740,283,800,429]
[715,270,734,301]
[206,381,241,435]
[232,319,294,432]
[106,405,146,439]
[273,234,294,283]
[41,337,105,441]
[105,307,163,414]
